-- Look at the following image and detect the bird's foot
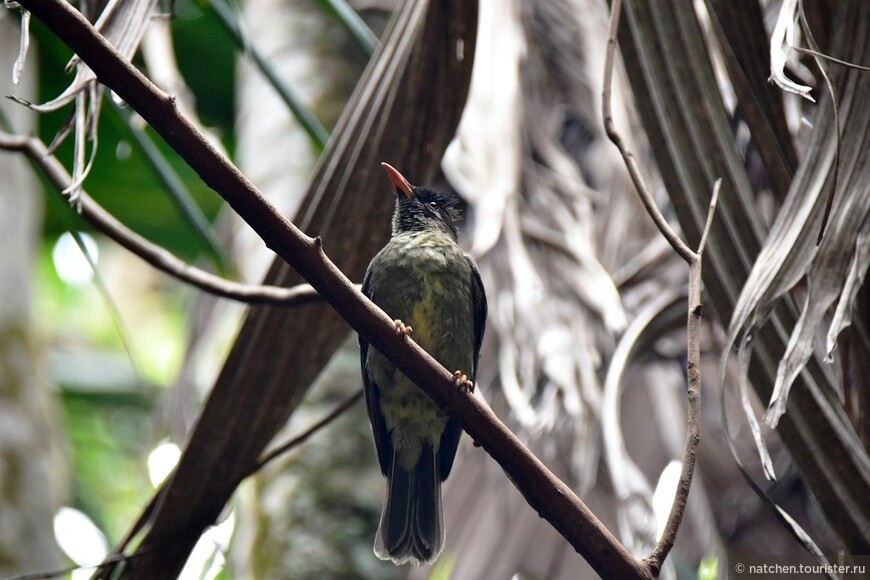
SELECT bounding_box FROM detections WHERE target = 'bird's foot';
[453,370,474,393]
[393,319,413,337]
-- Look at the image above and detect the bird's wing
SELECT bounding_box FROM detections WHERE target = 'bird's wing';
[439,256,488,480]
[466,254,488,382]
[361,269,392,476]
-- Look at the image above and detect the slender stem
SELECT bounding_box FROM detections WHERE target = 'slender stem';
[107,98,232,275]
[317,0,378,56]
[250,390,363,474]
[602,0,696,265]
[101,390,365,567]
[648,179,719,567]
[698,179,721,256]
[792,48,870,72]
[3,549,155,580]
[602,0,716,574]
[0,131,332,307]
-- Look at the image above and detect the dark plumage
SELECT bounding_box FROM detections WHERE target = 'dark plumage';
[359,163,487,565]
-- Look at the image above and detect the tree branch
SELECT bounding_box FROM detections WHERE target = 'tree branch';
[602,0,696,265]
[645,181,718,574]
[16,0,650,577]
[602,0,716,574]
[249,390,363,475]
[0,130,332,306]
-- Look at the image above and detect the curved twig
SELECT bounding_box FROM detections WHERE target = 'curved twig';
[249,389,363,475]
[0,130,334,307]
[602,0,695,265]
[603,0,719,574]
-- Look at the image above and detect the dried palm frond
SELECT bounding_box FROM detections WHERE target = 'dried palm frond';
[616,0,870,555]
[8,0,158,206]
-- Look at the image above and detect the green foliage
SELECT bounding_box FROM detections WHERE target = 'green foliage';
[698,555,718,580]
[427,553,456,580]
[60,392,155,543]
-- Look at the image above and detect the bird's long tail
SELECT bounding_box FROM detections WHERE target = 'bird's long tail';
[374,445,444,566]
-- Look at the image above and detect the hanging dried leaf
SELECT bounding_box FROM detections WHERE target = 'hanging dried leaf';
[8,0,158,206]
[724,15,870,428]
[769,0,814,101]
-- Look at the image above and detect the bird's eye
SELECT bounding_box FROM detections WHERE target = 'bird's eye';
[429,201,438,208]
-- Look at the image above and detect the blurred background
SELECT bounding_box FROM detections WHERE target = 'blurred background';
[0,0,867,578]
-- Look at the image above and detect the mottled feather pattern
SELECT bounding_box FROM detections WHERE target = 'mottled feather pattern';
[360,176,486,566]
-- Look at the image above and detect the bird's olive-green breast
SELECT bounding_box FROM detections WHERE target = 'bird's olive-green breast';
[365,229,475,470]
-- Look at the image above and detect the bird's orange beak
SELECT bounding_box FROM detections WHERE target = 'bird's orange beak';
[381,162,414,199]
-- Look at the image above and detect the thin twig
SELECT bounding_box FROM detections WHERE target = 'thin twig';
[645,182,717,573]
[107,98,232,274]
[602,0,696,265]
[4,547,155,580]
[602,0,714,574]
[316,0,378,56]
[0,130,336,307]
[249,389,363,475]
[698,179,721,256]
[102,389,364,565]
[793,46,870,72]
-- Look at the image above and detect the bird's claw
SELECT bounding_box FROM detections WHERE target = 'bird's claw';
[393,319,413,337]
[453,370,474,393]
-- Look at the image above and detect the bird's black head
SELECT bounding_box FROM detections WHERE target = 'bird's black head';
[381,163,460,240]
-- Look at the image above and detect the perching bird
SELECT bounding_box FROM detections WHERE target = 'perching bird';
[359,163,487,566]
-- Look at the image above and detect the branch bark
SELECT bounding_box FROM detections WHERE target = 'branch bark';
[0,131,331,306]
[15,0,651,577]
[602,0,713,573]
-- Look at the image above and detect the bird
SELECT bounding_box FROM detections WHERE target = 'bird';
[359,162,487,566]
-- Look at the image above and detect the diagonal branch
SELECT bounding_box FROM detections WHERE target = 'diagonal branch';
[602,0,714,574]
[250,389,364,474]
[16,0,650,577]
[602,0,695,265]
[645,181,718,573]
[0,130,333,306]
